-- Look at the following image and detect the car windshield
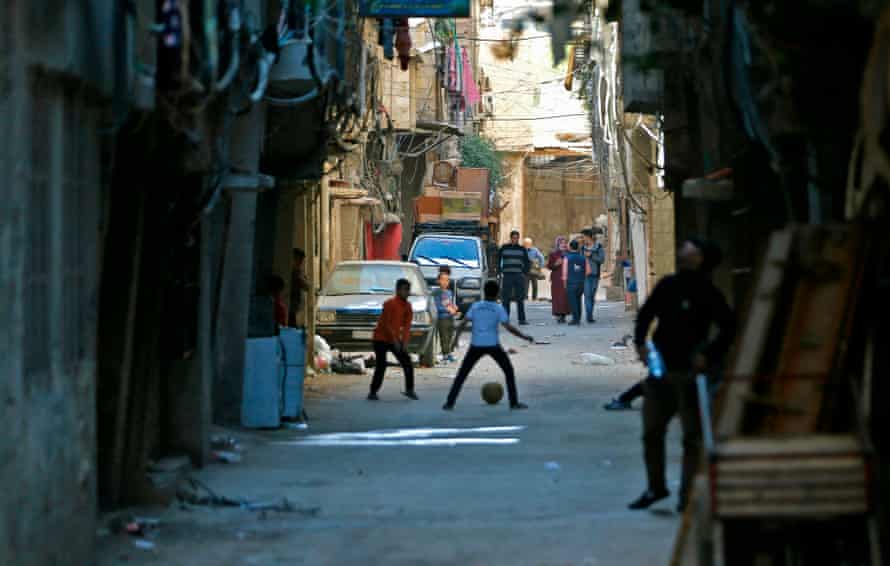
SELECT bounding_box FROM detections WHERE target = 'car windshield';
[323,264,426,296]
[411,238,480,267]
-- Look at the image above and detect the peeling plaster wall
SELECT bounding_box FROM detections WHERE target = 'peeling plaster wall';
[1,2,114,563]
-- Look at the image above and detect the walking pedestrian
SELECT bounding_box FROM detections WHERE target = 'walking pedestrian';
[433,269,459,363]
[547,236,570,323]
[628,239,735,512]
[523,237,546,301]
[443,281,532,411]
[562,240,586,325]
[368,278,419,401]
[581,228,605,323]
[498,230,530,325]
[288,248,310,327]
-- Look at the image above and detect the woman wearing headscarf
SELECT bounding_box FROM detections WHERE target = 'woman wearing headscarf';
[547,236,571,323]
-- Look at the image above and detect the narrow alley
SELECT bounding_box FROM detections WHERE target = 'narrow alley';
[97,301,678,565]
[5,2,888,565]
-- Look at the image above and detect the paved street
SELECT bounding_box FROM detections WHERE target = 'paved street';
[98,301,684,565]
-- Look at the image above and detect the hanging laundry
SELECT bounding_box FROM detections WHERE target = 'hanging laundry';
[461,47,481,107]
[446,46,458,92]
[381,19,395,61]
[395,18,411,71]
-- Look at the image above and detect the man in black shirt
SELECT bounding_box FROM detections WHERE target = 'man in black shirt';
[628,239,735,512]
[498,230,531,325]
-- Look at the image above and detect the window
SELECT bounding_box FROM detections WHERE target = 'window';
[411,238,480,267]
[324,264,426,296]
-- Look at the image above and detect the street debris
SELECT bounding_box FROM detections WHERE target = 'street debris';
[177,477,320,516]
[331,355,365,374]
[507,348,518,354]
[132,539,156,551]
[213,450,243,464]
[211,435,244,453]
[545,461,561,471]
[610,335,634,349]
[574,353,616,366]
[283,421,309,431]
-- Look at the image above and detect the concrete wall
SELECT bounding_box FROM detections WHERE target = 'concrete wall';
[523,163,606,254]
[1,2,115,563]
[497,152,526,241]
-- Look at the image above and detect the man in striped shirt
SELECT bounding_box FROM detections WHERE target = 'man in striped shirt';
[498,230,531,325]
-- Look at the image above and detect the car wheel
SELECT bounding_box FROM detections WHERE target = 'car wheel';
[420,329,436,367]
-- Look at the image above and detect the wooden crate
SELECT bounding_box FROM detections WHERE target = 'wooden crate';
[712,434,869,518]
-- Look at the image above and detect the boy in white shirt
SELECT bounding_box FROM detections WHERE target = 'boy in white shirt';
[443,280,533,410]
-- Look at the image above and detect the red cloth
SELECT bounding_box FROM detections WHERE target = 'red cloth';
[373,296,413,344]
[461,47,480,107]
[367,222,403,260]
[547,251,570,316]
[274,296,288,327]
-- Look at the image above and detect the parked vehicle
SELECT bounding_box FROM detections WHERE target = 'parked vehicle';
[316,261,437,366]
[408,231,491,313]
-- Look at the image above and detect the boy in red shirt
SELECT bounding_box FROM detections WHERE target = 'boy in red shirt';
[369,278,418,400]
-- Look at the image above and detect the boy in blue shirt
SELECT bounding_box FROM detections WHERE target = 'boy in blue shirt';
[443,281,533,410]
[433,269,459,362]
[564,240,587,325]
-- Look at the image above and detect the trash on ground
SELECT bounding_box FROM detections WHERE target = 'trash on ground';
[610,334,634,349]
[545,461,561,471]
[552,332,566,337]
[213,450,243,464]
[210,435,244,453]
[145,456,191,498]
[242,498,320,516]
[507,348,518,354]
[132,539,156,551]
[331,356,365,374]
[283,421,309,431]
[534,340,552,345]
[146,455,191,474]
[177,477,243,507]
[574,353,616,366]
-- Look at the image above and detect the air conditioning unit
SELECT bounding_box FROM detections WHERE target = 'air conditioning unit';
[482,94,494,116]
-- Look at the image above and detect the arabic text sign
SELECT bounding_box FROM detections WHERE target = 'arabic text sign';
[359,0,470,17]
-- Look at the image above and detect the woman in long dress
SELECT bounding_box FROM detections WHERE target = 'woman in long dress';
[547,236,570,323]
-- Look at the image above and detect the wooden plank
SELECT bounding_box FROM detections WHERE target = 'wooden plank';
[769,226,861,433]
[716,229,795,437]
[715,434,862,456]
[716,458,865,474]
[716,486,866,502]
[716,473,865,488]
[717,502,868,518]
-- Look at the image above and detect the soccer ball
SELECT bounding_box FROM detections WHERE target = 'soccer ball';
[481,382,504,405]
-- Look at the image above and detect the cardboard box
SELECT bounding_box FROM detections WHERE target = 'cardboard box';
[423,186,442,198]
[455,168,490,218]
[440,190,482,220]
[417,213,443,223]
[414,195,442,217]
